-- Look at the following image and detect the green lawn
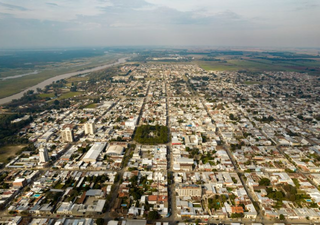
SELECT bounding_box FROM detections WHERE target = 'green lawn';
[58,91,83,100]
[39,93,55,98]
[83,103,97,108]
[196,61,240,71]
[197,57,320,73]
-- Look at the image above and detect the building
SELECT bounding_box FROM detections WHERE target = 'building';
[39,146,49,163]
[84,122,95,135]
[106,145,124,156]
[176,184,202,197]
[61,127,74,142]
[126,220,147,225]
[82,142,107,163]
[13,178,27,188]
[38,131,54,142]
[125,116,138,129]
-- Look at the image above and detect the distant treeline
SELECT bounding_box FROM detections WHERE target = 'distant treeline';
[256,57,316,62]
[262,52,320,59]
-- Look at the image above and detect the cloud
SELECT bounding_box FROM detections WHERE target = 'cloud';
[0,0,114,21]
[0,0,319,48]
[46,2,59,7]
[0,2,28,11]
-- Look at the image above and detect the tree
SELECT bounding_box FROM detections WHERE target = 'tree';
[259,178,271,186]
[148,210,161,220]
[96,218,104,225]
[279,214,285,220]
[229,113,236,120]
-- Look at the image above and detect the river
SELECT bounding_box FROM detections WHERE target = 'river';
[0,57,127,105]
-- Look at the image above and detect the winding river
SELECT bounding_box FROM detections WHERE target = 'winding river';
[0,57,127,105]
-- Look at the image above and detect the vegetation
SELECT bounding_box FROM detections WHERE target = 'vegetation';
[259,178,271,186]
[134,125,169,144]
[83,103,97,108]
[96,218,104,225]
[147,210,161,220]
[57,91,83,100]
[0,114,32,147]
[0,50,120,99]
[0,145,27,163]
[231,213,244,218]
[208,195,228,210]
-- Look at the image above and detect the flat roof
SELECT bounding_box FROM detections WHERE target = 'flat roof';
[126,220,146,225]
[82,142,107,162]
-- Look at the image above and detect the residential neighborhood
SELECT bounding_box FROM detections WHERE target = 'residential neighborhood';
[0,62,320,225]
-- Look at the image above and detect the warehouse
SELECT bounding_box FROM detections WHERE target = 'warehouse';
[82,142,107,163]
[106,145,124,156]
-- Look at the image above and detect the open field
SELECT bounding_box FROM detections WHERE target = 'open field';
[39,93,55,98]
[83,103,97,108]
[196,61,240,71]
[0,144,26,163]
[196,57,320,73]
[58,91,83,100]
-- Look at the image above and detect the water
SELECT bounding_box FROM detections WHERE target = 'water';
[0,57,127,105]
[1,70,39,81]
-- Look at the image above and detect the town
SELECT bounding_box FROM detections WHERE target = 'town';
[0,62,320,225]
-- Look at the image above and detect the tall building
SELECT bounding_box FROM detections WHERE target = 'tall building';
[61,127,74,142]
[39,146,50,163]
[84,122,95,135]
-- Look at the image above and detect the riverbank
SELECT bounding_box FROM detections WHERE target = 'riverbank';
[0,57,127,105]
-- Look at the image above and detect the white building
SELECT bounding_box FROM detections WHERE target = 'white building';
[176,184,202,197]
[84,122,95,135]
[106,145,124,156]
[61,127,74,142]
[125,116,138,129]
[82,142,107,163]
[39,146,49,163]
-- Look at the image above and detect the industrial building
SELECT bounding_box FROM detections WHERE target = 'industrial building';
[82,142,107,163]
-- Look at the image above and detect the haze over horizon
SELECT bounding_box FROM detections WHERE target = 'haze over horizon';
[0,0,320,49]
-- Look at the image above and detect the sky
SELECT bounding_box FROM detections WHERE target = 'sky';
[0,0,319,48]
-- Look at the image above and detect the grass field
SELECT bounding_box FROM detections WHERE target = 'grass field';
[196,57,320,73]
[39,93,55,98]
[196,61,240,71]
[58,91,83,100]
[83,103,97,108]
[0,144,26,163]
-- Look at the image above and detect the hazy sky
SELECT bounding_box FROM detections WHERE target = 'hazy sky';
[0,0,319,48]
